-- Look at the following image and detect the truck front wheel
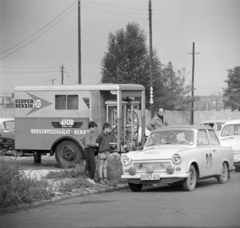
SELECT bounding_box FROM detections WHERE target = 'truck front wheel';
[55,140,82,168]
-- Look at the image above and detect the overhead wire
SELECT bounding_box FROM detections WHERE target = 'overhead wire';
[0,70,60,74]
[152,0,240,7]
[152,1,240,16]
[0,66,59,69]
[0,12,109,39]
[81,4,148,20]
[82,0,147,9]
[0,1,77,59]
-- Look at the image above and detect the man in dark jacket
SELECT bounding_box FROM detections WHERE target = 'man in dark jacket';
[147,108,168,131]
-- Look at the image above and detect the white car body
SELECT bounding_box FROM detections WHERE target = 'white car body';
[121,125,234,192]
[199,119,228,138]
[219,119,240,165]
[0,118,14,132]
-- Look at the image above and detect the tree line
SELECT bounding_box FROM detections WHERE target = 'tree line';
[100,22,239,111]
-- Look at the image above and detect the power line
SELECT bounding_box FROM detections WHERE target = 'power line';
[0,70,59,74]
[0,12,109,39]
[65,67,78,72]
[82,0,147,11]
[153,11,240,16]
[0,2,77,55]
[65,70,101,79]
[0,2,77,59]
[152,0,240,7]
[81,4,148,19]
[82,0,147,9]
[0,66,59,69]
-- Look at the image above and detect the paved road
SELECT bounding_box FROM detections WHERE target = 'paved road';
[0,153,63,178]
[1,172,240,228]
[0,153,60,170]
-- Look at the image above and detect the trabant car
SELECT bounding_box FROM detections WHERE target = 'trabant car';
[0,118,22,156]
[200,119,228,138]
[121,125,234,192]
[219,119,240,169]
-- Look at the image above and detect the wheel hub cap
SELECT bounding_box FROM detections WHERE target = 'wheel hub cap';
[62,146,75,161]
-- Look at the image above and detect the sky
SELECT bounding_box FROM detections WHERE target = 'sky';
[0,0,240,97]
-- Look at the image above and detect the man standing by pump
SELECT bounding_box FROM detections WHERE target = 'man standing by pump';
[147,107,168,131]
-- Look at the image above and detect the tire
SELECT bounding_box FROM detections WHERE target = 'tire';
[182,165,197,191]
[55,140,82,168]
[216,162,228,184]
[128,182,142,192]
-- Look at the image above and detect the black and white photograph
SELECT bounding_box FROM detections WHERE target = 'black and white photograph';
[0,0,240,227]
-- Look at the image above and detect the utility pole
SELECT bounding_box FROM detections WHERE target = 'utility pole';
[61,65,64,85]
[78,0,81,84]
[188,42,200,125]
[149,0,154,118]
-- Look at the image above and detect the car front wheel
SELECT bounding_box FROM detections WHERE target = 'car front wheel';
[216,162,228,184]
[128,182,142,192]
[182,165,197,191]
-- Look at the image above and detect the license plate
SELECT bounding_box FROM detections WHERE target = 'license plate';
[140,174,160,181]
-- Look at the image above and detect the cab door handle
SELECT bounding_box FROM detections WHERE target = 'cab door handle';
[212,149,216,152]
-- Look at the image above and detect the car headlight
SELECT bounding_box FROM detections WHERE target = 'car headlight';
[172,153,182,164]
[121,155,131,166]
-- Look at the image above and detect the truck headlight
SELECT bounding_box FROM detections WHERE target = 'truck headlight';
[172,153,182,164]
[121,155,131,166]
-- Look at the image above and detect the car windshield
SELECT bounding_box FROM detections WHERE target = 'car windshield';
[221,124,240,137]
[145,130,195,147]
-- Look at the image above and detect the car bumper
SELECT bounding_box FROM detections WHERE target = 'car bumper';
[121,173,189,180]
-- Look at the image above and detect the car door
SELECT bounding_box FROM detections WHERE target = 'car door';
[197,129,217,177]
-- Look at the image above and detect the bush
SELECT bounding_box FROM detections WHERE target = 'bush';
[95,154,126,186]
[0,160,54,210]
[45,164,85,179]
[0,155,126,210]
[46,154,125,192]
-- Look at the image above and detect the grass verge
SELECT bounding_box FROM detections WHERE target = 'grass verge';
[0,154,125,212]
[46,154,126,192]
[0,160,54,213]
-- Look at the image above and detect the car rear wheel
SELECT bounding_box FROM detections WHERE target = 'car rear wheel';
[128,182,142,192]
[55,140,82,168]
[216,162,228,184]
[182,165,197,191]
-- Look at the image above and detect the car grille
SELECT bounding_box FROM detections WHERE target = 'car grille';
[133,162,171,171]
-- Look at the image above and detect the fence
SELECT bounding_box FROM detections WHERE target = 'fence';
[0,108,239,126]
[141,109,239,126]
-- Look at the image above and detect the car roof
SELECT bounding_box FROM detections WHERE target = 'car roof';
[0,118,14,123]
[200,119,228,124]
[224,119,240,125]
[151,125,211,133]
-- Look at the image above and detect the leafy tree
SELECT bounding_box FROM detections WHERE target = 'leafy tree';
[100,22,192,110]
[154,62,193,110]
[101,22,162,108]
[223,66,240,111]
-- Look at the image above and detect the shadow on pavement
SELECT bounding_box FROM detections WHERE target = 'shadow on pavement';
[0,154,61,171]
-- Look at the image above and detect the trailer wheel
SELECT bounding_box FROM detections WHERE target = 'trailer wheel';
[55,140,82,168]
